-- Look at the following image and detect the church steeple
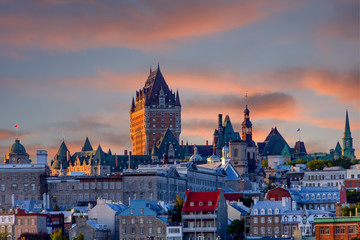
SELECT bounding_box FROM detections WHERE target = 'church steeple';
[242,92,252,143]
[342,110,355,159]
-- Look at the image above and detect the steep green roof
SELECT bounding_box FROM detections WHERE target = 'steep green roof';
[344,110,351,138]
[334,142,342,155]
[156,128,184,159]
[261,129,289,156]
[81,137,93,151]
[92,145,106,165]
[281,144,292,157]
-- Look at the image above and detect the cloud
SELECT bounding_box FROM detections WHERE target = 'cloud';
[314,0,359,44]
[0,0,298,54]
[0,130,14,140]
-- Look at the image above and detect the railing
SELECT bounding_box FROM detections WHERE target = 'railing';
[182,227,217,232]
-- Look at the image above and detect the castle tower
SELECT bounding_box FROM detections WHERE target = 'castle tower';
[229,139,248,175]
[342,110,355,159]
[130,65,181,155]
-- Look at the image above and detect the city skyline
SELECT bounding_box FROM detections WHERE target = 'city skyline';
[0,0,359,161]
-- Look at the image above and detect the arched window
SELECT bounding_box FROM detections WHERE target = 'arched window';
[328,193,331,199]
[260,209,265,215]
[247,152,250,160]
[322,194,326,199]
[292,216,296,221]
[275,208,279,214]
[268,209,272,214]
[333,193,337,199]
[253,209,258,215]
[316,194,320,199]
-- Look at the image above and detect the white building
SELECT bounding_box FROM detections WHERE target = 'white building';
[302,167,346,187]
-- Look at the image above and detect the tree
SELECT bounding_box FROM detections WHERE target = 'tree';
[50,230,66,240]
[341,203,360,216]
[261,159,268,167]
[307,160,326,170]
[18,232,50,240]
[227,219,244,240]
[170,194,184,223]
[75,233,84,240]
[346,190,360,204]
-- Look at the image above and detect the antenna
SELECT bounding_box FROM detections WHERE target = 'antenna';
[245,90,248,108]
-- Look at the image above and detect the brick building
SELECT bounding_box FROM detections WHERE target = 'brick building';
[130,65,181,155]
[249,197,291,237]
[14,212,48,239]
[314,216,360,239]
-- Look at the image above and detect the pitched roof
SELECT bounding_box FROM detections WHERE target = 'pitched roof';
[261,128,289,156]
[293,141,307,154]
[182,189,221,212]
[119,200,165,216]
[156,128,184,159]
[82,137,93,152]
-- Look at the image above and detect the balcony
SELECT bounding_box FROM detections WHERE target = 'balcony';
[182,214,217,219]
[183,227,217,233]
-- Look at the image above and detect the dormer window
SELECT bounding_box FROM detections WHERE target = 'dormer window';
[130,209,134,215]
[275,208,279,214]
[260,209,265,215]
[253,209,258,215]
[267,209,272,214]
[190,202,194,206]
[199,202,203,206]
[208,201,212,206]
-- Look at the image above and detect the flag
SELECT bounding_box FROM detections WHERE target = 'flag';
[297,128,300,132]
[14,124,18,128]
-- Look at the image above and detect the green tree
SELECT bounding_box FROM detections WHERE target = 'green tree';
[341,203,360,216]
[50,230,66,240]
[170,194,184,223]
[307,160,326,170]
[261,159,268,167]
[346,190,360,204]
[227,219,244,240]
[76,233,84,240]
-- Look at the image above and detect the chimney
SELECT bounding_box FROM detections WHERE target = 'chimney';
[66,150,70,161]
[336,203,341,217]
[253,198,258,205]
[356,208,358,216]
[128,151,132,170]
[206,140,208,147]
[218,114,223,128]
[115,156,118,168]
[181,140,183,147]
[124,150,128,156]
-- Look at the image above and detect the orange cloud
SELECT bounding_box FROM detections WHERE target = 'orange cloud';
[0,0,298,52]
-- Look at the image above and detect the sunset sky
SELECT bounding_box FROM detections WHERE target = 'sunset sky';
[0,0,359,161]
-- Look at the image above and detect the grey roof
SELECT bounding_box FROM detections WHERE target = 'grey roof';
[106,203,127,214]
[261,128,289,156]
[82,137,93,151]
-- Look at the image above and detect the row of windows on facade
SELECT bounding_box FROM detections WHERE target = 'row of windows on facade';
[306,174,345,180]
[189,201,213,207]
[253,225,304,235]
[122,216,151,223]
[319,226,358,234]
[0,174,37,181]
[122,226,163,235]
[297,193,337,200]
[1,183,36,191]
[146,112,179,117]
[121,238,163,240]
[56,192,154,202]
[0,226,12,233]
[350,174,360,179]
[305,182,342,187]
[348,181,360,187]
[50,181,122,190]
[185,221,216,228]
[252,208,280,215]
[0,216,13,223]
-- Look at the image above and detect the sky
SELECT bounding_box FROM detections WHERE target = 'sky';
[0,0,359,162]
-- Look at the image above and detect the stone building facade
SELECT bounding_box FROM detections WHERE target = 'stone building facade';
[119,200,167,240]
[302,167,346,187]
[130,66,181,155]
[0,164,49,210]
[14,213,47,239]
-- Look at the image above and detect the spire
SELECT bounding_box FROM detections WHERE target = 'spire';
[157,62,160,70]
[345,109,351,137]
[81,137,93,151]
[130,97,135,112]
[175,89,181,106]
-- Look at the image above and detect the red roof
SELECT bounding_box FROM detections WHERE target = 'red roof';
[265,187,292,201]
[224,193,244,201]
[182,189,222,212]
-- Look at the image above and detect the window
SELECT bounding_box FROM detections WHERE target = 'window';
[130,209,134,215]
[253,227,258,234]
[122,218,126,224]
[284,226,288,234]
[349,226,354,234]
[275,226,279,234]
[31,219,35,225]
[284,216,288,222]
[268,226,272,234]
[253,209,258,215]
[267,217,272,223]
[275,217,279,223]
[140,227,144,234]
[275,208,279,214]
[322,194,326,199]
[11,184,17,191]
[253,217,258,223]
[157,227,162,234]
[140,217,144,224]
[335,227,340,234]
[148,218,153,224]
[208,201,212,206]
[131,227,135,234]
[260,227,265,234]
[260,209,265,215]
[190,202,194,206]
[199,202,203,206]
[260,217,265,223]
[267,209,272,214]
[131,218,135,224]
[333,193,337,199]
[1,184,5,191]
[140,208,144,214]
[328,193,331,199]
[148,227,153,234]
